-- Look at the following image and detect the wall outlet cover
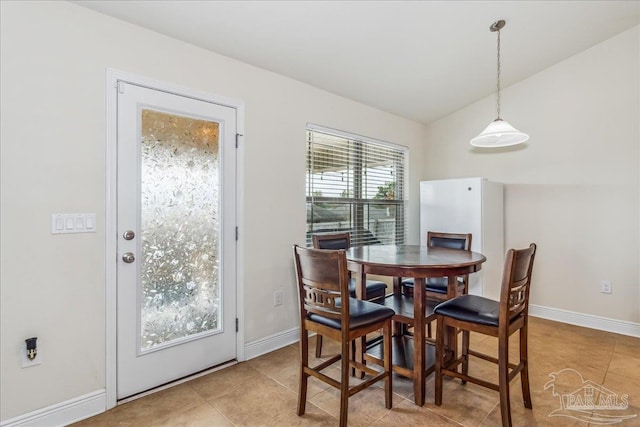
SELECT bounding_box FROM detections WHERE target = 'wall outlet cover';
[274,291,283,306]
[21,341,42,368]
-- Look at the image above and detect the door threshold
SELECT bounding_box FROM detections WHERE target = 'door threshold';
[117,359,238,405]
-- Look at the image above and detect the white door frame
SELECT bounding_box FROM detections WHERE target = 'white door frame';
[105,68,245,409]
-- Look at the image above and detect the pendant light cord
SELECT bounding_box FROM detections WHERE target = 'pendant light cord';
[470,19,529,147]
[496,29,501,120]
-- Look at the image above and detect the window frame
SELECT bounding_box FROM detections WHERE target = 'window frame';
[306,124,408,247]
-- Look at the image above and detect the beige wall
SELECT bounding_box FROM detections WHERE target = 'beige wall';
[423,26,640,323]
[2,1,638,422]
[0,1,426,420]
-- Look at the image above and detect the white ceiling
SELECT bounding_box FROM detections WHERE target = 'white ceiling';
[75,1,639,124]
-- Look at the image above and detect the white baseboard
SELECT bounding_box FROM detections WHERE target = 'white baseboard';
[0,326,300,427]
[241,308,640,361]
[0,390,105,427]
[244,326,300,360]
[530,304,640,338]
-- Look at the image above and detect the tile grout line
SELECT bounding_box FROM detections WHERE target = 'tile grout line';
[202,400,238,427]
[476,400,500,427]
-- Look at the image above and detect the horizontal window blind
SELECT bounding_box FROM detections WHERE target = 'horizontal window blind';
[306,126,407,247]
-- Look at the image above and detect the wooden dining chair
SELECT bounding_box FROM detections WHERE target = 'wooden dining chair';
[400,231,472,338]
[434,243,537,427]
[401,231,472,301]
[312,232,387,357]
[293,245,394,427]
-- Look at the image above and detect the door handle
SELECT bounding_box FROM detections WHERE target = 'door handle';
[123,230,135,240]
[122,252,135,263]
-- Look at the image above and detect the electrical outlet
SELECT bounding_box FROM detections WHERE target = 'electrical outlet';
[21,339,42,368]
[601,280,612,294]
[274,290,283,306]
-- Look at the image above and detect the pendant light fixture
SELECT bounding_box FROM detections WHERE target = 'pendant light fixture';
[470,20,529,148]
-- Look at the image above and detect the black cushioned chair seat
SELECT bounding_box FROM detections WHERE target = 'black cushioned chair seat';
[401,277,459,294]
[309,298,395,330]
[349,278,387,297]
[434,294,500,327]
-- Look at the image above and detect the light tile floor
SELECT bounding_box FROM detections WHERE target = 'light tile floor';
[74,317,640,426]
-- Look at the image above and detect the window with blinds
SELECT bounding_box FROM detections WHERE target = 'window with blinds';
[306,125,407,247]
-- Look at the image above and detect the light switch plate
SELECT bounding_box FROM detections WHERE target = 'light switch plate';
[51,213,96,234]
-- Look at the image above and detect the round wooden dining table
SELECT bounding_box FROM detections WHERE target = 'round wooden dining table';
[345,244,486,406]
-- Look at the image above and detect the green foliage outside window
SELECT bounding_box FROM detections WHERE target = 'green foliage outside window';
[374,182,396,200]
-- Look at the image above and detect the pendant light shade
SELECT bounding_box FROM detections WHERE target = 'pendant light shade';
[471,20,529,148]
[470,119,529,147]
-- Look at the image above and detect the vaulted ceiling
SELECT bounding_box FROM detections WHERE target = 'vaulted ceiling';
[75,1,639,124]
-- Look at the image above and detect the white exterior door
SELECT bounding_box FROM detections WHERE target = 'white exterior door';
[116,82,237,399]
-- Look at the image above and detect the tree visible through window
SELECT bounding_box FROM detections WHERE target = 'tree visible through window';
[306,125,407,247]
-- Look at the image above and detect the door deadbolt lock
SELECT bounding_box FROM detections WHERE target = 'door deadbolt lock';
[123,230,135,240]
[122,252,135,263]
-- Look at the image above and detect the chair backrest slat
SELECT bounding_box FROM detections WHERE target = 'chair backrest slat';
[500,244,537,323]
[294,245,351,322]
[427,231,472,251]
[313,232,351,250]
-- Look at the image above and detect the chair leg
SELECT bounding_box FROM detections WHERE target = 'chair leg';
[383,321,392,409]
[434,315,445,406]
[315,334,323,358]
[298,329,309,416]
[349,339,358,377]
[393,320,408,336]
[339,339,350,427]
[498,333,512,427]
[520,324,532,409]
[461,330,469,384]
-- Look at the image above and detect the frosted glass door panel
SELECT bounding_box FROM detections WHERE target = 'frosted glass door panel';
[116,81,237,399]
[140,109,220,351]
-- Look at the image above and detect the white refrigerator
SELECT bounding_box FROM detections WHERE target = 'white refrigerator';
[419,178,504,299]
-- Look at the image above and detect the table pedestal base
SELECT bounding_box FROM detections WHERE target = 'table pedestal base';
[365,335,436,406]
